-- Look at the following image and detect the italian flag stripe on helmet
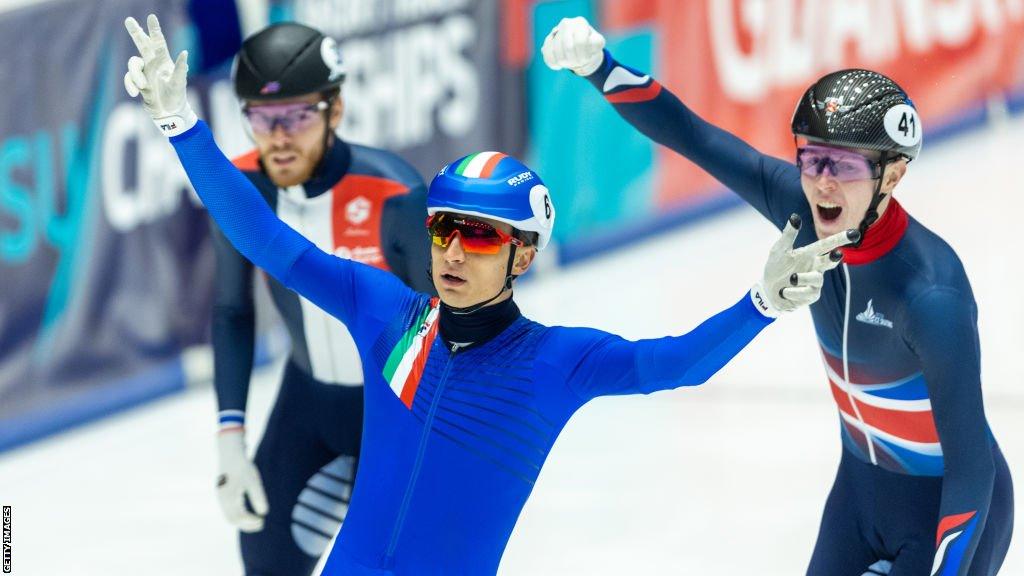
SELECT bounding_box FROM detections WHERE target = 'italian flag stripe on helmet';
[454,151,508,178]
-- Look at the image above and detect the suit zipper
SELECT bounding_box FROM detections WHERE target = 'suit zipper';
[384,341,462,565]
[841,263,877,465]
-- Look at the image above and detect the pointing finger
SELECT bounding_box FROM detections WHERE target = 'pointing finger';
[814,249,844,271]
[146,14,172,62]
[125,16,151,58]
[805,228,860,255]
[773,214,802,252]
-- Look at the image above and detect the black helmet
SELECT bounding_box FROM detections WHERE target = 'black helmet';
[234,22,346,101]
[791,69,922,161]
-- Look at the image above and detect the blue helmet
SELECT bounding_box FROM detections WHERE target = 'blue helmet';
[427,152,556,250]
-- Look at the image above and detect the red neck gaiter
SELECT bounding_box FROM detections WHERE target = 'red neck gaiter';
[840,198,909,265]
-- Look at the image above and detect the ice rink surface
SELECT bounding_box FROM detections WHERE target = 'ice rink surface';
[2,115,1022,575]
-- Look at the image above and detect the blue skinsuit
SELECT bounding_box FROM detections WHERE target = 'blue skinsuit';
[172,120,775,574]
[211,138,434,574]
[585,52,1013,576]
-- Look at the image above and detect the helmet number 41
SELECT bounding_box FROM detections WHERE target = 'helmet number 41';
[884,104,922,147]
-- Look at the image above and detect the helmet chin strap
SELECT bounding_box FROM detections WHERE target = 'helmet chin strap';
[311,94,337,178]
[852,151,890,249]
[442,246,519,316]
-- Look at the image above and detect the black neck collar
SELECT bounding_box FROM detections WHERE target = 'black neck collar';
[439,296,522,350]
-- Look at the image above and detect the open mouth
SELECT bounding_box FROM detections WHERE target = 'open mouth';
[440,272,466,286]
[817,202,843,222]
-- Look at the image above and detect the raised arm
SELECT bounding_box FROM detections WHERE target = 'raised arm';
[123,15,414,333]
[541,17,805,227]
[904,287,996,576]
[170,122,411,325]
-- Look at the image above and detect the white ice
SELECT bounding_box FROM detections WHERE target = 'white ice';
[1,114,1022,575]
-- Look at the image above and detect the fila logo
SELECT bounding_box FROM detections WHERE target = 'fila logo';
[855,299,893,329]
[345,196,371,225]
[749,284,777,318]
[754,291,769,312]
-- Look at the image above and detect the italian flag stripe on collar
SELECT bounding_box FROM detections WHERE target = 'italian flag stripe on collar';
[383,298,441,408]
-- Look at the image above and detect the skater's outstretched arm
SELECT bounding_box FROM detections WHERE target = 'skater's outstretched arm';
[124,15,415,334]
[551,217,856,403]
[542,17,805,229]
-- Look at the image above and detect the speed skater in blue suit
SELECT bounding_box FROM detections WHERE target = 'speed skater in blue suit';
[125,13,859,575]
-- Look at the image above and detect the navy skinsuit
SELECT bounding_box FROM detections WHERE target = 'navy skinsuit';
[586,52,1013,576]
[212,137,434,575]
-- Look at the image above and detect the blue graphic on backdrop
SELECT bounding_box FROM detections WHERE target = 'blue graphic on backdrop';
[0,0,215,452]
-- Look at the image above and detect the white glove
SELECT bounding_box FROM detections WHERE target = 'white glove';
[751,214,859,317]
[216,429,269,533]
[541,16,606,76]
[123,14,197,137]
